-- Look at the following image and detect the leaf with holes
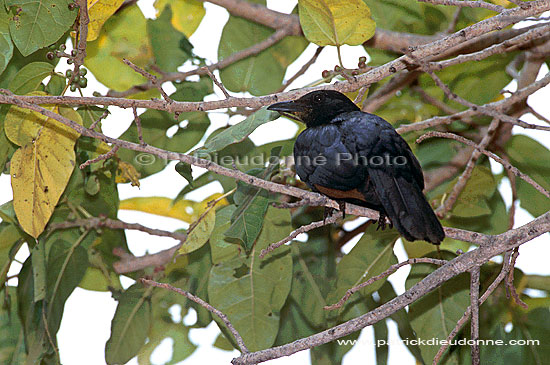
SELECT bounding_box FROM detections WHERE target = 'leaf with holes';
[6,0,77,56]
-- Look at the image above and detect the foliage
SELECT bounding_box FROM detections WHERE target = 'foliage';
[0,0,549,364]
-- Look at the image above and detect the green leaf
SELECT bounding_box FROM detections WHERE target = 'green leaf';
[298,0,376,46]
[105,284,153,364]
[448,166,496,218]
[327,226,398,315]
[117,78,212,178]
[224,150,280,251]
[208,207,292,351]
[209,205,240,264]
[197,108,278,155]
[405,251,469,364]
[45,73,66,95]
[213,333,234,351]
[147,6,192,72]
[77,106,108,129]
[6,0,77,56]
[505,135,550,217]
[7,62,53,94]
[481,308,550,365]
[377,281,424,362]
[0,286,26,364]
[0,1,13,74]
[224,192,268,251]
[16,257,52,363]
[153,0,205,37]
[0,223,22,289]
[218,2,308,95]
[175,162,193,186]
[178,207,216,255]
[174,245,213,327]
[363,0,423,33]
[85,5,154,94]
[373,313,388,365]
[31,243,46,302]
[46,238,89,334]
[138,320,196,364]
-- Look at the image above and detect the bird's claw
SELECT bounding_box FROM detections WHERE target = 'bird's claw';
[376,212,392,231]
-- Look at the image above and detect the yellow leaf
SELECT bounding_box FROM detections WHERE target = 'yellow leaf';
[4,91,54,146]
[87,0,126,41]
[85,6,156,94]
[115,161,141,187]
[154,0,205,37]
[120,197,196,222]
[10,106,82,238]
[178,207,216,255]
[119,193,228,223]
[298,0,376,46]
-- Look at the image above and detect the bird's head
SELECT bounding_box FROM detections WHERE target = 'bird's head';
[267,90,360,127]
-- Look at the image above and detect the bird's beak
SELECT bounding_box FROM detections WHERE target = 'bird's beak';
[267,100,309,113]
[267,100,310,123]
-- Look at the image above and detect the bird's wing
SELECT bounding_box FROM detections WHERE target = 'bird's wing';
[350,114,444,243]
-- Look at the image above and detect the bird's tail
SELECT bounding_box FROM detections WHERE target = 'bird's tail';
[367,169,445,244]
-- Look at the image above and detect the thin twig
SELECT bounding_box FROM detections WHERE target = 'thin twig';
[233,213,550,365]
[470,266,481,365]
[122,59,172,102]
[202,67,231,99]
[79,145,119,169]
[433,251,513,364]
[259,211,343,258]
[446,8,462,33]
[412,86,460,115]
[109,27,291,98]
[415,57,550,132]
[505,248,528,308]
[49,217,187,242]
[416,131,550,199]
[140,278,249,353]
[132,106,146,146]
[418,0,505,12]
[271,199,311,209]
[88,109,109,130]
[277,46,324,92]
[0,91,518,251]
[397,71,550,134]
[325,258,448,310]
[436,118,500,216]
[527,105,550,124]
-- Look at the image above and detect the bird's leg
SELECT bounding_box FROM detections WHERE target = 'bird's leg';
[323,206,335,224]
[337,200,346,219]
[376,211,391,231]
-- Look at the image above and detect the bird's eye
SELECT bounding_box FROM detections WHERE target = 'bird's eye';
[313,94,324,103]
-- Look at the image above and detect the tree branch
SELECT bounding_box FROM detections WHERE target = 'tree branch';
[231,211,550,364]
[140,278,249,353]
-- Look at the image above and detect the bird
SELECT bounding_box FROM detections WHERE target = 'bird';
[267,90,445,245]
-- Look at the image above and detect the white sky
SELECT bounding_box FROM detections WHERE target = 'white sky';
[1,1,549,364]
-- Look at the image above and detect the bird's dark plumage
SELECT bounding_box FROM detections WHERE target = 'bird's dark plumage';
[268,90,445,244]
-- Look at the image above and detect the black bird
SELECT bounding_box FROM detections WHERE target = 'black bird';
[268,90,445,244]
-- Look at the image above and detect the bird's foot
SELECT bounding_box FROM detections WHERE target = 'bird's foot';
[323,206,336,224]
[338,200,346,219]
[376,212,392,231]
